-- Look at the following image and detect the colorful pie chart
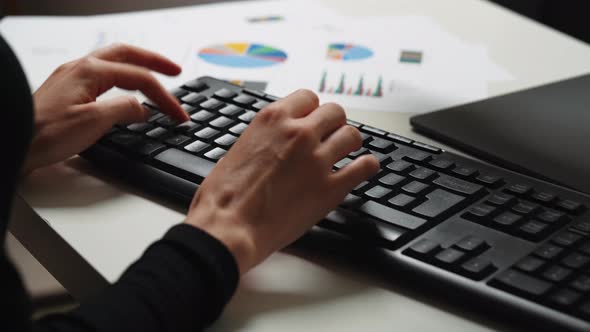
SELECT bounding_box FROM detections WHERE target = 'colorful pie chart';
[198,42,288,68]
[327,43,374,61]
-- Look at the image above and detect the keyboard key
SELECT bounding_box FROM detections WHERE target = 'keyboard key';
[219,104,244,116]
[133,140,165,157]
[229,123,249,135]
[369,151,391,164]
[412,189,464,218]
[174,121,200,134]
[164,134,190,147]
[127,122,154,133]
[535,244,564,260]
[341,194,363,208]
[146,127,169,139]
[184,140,210,153]
[476,173,503,187]
[204,147,227,160]
[243,88,267,99]
[433,175,483,196]
[239,110,257,123]
[466,204,497,219]
[571,275,590,292]
[214,88,237,99]
[552,231,583,247]
[359,132,372,143]
[404,150,432,162]
[182,79,208,92]
[572,220,590,233]
[537,209,565,224]
[455,236,487,252]
[461,257,495,279]
[214,133,238,147]
[557,199,584,214]
[519,220,548,238]
[349,147,368,158]
[435,248,465,265]
[386,160,414,173]
[180,104,198,114]
[170,87,189,98]
[359,201,427,230]
[252,100,270,110]
[492,269,552,297]
[154,148,215,179]
[549,289,580,307]
[209,116,235,129]
[107,131,142,149]
[190,110,215,122]
[388,194,415,207]
[200,98,225,111]
[405,238,440,257]
[402,181,429,195]
[156,115,179,127]
[543,265,573,282]
[409,167,437,181]
[515,256,545,273]
[512,201,539,214]
[233,94,257,106]
[561,252,590,269]
[346,119,362,128]
[531,191,556,203]
[429,158,454,170]
[505,183,531,195]
[493,212,521,226]
[368,137,395,152]
[181,92,207,105]
[353,181,369,193]
[486,193,514,206]
[334,157,353,170]
[452,166,478,178]
[378,173,405,187]
[365,185,392,199]
[195,127,220,140]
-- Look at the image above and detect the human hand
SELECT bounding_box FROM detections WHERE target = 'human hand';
[24,44,189,174]
[184,90,380,274]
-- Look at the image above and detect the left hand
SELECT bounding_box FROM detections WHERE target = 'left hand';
[24,43,189,174]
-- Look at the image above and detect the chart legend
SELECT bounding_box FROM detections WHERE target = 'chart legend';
[198,42,287,68]
[318,71,383,97]
[326,43,374,61]
[400,50,423,64]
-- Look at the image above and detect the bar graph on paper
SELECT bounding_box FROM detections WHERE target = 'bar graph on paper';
[318,71,383,98]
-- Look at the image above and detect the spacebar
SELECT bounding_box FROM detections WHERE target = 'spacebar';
[154,148,216,179]
[359,201,427,230]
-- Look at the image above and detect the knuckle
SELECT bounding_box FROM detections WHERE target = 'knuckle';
[255,106,284,125]
[74,56,98,75]
[296,89,319,106]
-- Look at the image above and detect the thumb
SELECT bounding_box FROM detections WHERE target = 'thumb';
[92,95,149,126]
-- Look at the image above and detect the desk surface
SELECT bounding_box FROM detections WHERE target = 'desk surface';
[11,0,590,331]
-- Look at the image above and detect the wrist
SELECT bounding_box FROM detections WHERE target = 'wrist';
[185,204,257,275]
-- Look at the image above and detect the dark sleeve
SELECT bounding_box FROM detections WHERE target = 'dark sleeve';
[35,224,239,332]
[0,32,239,332]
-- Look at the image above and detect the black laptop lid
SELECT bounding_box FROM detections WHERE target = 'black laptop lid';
[411,74,590,194]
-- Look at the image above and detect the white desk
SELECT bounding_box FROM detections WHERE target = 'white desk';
[10,0,590,331]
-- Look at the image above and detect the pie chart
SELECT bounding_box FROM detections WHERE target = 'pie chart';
[327,43,373,61]
[198,42,288,68]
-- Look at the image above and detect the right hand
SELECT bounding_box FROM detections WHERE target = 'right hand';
[184,90,380,275]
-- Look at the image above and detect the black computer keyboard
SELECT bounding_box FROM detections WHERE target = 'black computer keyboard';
[81,76,590,331]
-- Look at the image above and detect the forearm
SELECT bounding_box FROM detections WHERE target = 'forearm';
[34,224,239,332]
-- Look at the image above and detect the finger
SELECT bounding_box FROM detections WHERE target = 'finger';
[271,89,319,118]
[330,154,380,194]
[91,43,182,76]
[88,95,149,126]
[91,59,188,122]
[302,102,346,140]
[317,125,362,165]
